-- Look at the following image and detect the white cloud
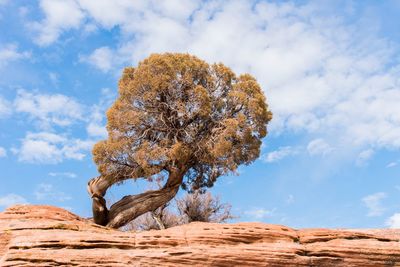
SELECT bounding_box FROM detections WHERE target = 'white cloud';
[76,0,199,30]
[30,1,400,154]
[76,0,138,28]
[0,96,11,117]
[0,43,30,67]
[18,6,29,17]
[356,149,374,166]
[387,162,397,168]
[85,88,114,139]
[34,183,71,201]
[86,105,107,138]
[48,172,77,178]
[386,161,398,168]
[386,213,400,228]
[83,23,97,34]
[48,72,59,85]
[286,194,294,204]
[307,138,334,156]
[14,90,83,129]
[362,192,386,217]
[17,132,65,163]
[17,131,94,164]
[30,0,84,46]
[0,146,6,157]
[264,146,300,163]
[86,122,107,138]
[244,207,274,220]
[0,193,27,207]
[81,46,113,72]
[62,139,93,160]
[12,87,111,164]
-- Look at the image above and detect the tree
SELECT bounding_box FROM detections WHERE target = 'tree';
[87,53,272,228]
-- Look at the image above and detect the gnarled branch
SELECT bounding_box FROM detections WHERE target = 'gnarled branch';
[88,167,184,228]
[87,164,166,226]
[106,170,184,228]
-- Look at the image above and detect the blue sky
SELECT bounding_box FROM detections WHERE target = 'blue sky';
[1,0,400,229]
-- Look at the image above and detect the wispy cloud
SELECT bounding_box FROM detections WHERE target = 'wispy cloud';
[48,172,77,178]
[263,146,300,163]
[14,90,84,129]
[0,43,30,67]
[85,88,115,139]
[356,149,374,166]
[244,207,275,220]
[48,72,59,86]
[0,96,11,117]
[34,183,71,202]
[0,146,6,157]
[386,161,398,168]
[307,138,334,156]
[16,132,93,164]
[386,213,400,228]
[0,193,27,207]
[362,192,387,217]
[11,86,114,164]
[28,0,400,154]
[29,0,84,46]
[80,46,113,72]
[286,194,294,204]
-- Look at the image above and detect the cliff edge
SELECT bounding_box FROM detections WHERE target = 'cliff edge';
[1,205,400,266]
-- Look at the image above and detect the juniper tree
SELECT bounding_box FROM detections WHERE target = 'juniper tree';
[87,53,272,228]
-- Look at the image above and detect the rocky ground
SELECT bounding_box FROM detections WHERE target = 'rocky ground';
[0,205,400,266]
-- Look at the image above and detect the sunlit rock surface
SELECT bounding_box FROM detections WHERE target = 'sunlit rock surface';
[1,205,399,266]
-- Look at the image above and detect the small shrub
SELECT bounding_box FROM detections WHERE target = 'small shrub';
[125,190,235,231]
[176,191,234,223]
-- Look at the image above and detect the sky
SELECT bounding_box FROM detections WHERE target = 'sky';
[0,0,400,229]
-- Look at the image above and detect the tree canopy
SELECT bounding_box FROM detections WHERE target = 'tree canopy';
[88,53,272,228]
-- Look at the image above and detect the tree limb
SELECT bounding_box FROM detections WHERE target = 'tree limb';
[106,170,184,228]
[87,164,166,226]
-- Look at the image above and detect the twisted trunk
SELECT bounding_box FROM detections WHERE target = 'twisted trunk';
[87,176,113,226]
[88,169,184,228]
[107,182,180,228]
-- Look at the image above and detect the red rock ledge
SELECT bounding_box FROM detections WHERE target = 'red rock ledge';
[1,205,400,266]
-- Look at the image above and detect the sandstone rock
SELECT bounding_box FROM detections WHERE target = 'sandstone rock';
[0,205,399,266]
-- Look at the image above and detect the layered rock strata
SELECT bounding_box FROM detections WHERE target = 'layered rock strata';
[1,205,399,266]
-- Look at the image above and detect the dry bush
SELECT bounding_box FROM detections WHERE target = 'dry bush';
[125,190,235,231]
[176,191,234,223]
[124,203,180,231]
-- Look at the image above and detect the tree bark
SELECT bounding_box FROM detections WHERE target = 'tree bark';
[87,166,165,226]
[106,170,184,228]
[88,168,184,228]
[87,176,110,198]
[91,196,108,226]
[87,176,112,226]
